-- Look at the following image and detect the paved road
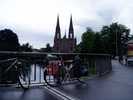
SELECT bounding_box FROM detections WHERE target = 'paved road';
[1,60,133,100]
[0,86,59,100]
[57,60,133,100]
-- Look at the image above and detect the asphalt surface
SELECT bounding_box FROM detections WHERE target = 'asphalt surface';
[57,60,133,100]
[1,60,133,100]
[0,86,59,100]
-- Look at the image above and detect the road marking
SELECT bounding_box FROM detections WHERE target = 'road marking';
[44,86,80,100]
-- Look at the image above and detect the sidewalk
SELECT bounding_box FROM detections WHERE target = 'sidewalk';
[56,60,133,100]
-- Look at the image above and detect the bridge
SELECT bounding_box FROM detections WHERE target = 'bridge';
[0,53,133,100]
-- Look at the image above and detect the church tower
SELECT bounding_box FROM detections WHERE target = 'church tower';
[68,15,74,39]
[54,15,61,40]
[53,15,76,53]
[54,15,61,52]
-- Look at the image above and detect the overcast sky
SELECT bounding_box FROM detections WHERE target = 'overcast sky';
[0,0,133,48]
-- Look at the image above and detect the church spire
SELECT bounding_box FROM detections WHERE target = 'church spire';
[68,15,74,39]
[55,15,61,40]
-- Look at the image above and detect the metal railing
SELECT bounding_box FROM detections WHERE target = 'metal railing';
[0,52,112,87]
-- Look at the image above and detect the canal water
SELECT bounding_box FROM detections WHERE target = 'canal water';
[29,64,54,84]
[29,64,45,84]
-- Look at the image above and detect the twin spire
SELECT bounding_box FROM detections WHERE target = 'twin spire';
[55,15,61,39]
[69,15,74,38]
[55,15,74,39]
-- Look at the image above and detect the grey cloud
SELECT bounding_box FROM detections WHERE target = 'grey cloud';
[18,31,54,48]
[0,0,133,48]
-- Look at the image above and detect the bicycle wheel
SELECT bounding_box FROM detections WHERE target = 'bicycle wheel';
[43,66,66,87]
[16,59,31,89]
[43,67,59,87]
[18,72,30,89]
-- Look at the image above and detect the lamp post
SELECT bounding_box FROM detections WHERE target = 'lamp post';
[116,29,118,58]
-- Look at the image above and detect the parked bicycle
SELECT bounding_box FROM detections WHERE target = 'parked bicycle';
[43,55,88,87]
[43,57,64,87]
[0,58,30,89]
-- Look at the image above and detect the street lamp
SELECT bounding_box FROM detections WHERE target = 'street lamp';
[116,29,118,58]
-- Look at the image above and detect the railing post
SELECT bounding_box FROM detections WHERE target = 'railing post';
[0,67,1,83]
[39,65,41,83]
[28,70,31,86]
[34,64,36,81]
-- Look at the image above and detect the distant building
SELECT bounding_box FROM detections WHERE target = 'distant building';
[128,40,133,56]
[53,15,76,53]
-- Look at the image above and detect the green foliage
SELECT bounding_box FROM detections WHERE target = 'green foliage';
[45,43,52,52]
[92,33,104,53]
[101,23,130,56]
[19,43,33,52]
[80,28,95,53]
[79,28,105,53]
[0,29,20,51]
[76,23,130,57]
[40,43,52,52]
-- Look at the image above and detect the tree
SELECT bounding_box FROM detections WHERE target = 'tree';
[101,23,130,57]
[0,29,20,51]
[45,43,52,52]
[19,43,33,52]
[75,23,130,56]
[80,28,95,53]
[0,29,20,83]
[77,28,105,53]
[92,33,104,53]
[39,43,52,52]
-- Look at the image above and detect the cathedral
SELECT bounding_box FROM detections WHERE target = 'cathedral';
[53,15,76,53]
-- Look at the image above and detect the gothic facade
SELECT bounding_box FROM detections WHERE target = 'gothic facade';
[53,15,76,53]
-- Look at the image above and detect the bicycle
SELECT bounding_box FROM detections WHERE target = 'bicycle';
[43,58,88,87]
[61,60,87,83]
[43,60,65,87]
[0,58,30,89]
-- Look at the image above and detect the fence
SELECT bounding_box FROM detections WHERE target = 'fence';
[0,52,112,86]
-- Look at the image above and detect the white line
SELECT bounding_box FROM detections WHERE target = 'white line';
[44,86,80,100]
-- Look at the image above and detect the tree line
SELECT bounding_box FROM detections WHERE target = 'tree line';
[75,22,130,59]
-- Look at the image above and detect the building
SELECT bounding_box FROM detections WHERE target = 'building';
[127,40,133,56]
[53,15,76,53]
